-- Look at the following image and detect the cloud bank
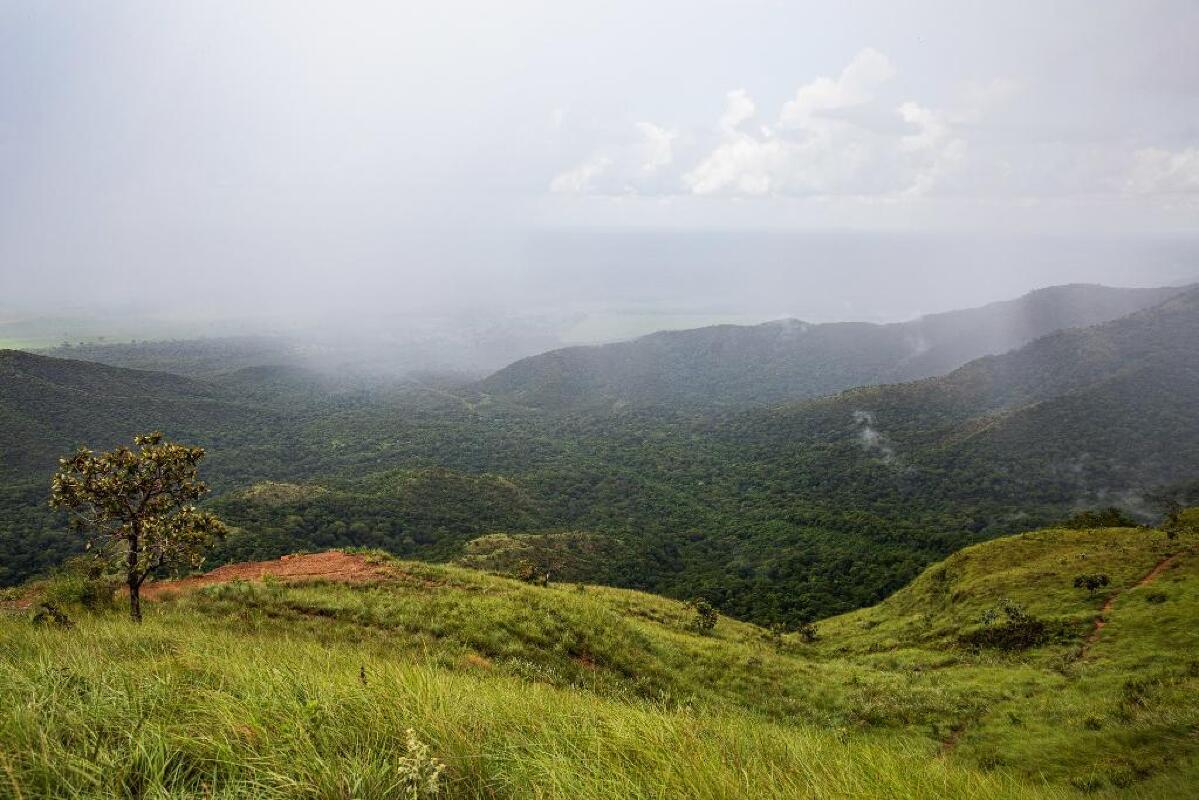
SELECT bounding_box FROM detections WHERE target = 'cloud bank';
[550,48,1196,207]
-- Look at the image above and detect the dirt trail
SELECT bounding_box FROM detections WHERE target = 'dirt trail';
[1081,550,1186,656]
[942,549,1187,756]
[141,551,393,600]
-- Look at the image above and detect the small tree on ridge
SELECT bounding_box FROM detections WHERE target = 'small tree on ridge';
[50,432,227,622]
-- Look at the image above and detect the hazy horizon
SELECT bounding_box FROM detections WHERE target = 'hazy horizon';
[3,2,1198,362]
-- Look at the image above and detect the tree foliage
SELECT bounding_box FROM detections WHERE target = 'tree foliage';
[1073,573,1111,595]
[49,432,226,621]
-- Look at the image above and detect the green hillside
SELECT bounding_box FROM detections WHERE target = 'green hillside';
[478,284,1187,412]
[2,522,1196,798]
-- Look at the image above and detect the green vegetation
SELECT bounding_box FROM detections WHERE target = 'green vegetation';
[49,432,227,621]
[1062,509,1140,530]
[1,522,1196,797]
[4,287,1199,626]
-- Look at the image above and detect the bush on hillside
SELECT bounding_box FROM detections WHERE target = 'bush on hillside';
[687,598,718,633]
[513,559,549,586]
[30,603,72,628]
[961,599,1047,651]
[1162,506,1199,540]
[1073,573,1111,595]
[42,556,120,610]
[1060,507,1139,529]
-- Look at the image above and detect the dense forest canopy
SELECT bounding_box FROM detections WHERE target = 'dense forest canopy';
[3,285,1198,623]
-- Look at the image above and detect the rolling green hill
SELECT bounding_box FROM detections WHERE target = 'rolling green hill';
[2,521,1196,798]
[477,283,1188,412]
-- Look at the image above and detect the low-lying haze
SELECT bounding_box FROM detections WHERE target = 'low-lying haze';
[2,1,1197,359]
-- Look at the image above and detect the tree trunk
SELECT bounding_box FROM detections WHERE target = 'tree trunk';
[127,530,142,623]
[128,577,142,623]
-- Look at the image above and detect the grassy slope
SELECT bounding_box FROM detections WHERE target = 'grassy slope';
[820,527,1199,793]
[1,524,1196,799]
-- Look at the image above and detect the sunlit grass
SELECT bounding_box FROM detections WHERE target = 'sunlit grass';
[0,615,1065,800]
[1,525,1196,798]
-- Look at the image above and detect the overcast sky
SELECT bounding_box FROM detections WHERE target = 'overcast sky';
[2,1,1197,321]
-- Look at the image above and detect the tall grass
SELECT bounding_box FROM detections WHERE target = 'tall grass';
[2,525,1195,798]
[0,614,1064,800]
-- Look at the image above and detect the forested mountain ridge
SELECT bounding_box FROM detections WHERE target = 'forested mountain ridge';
[732,284,1199,484]
[477,283,1189,412]
[0,349,276,476]
[33,336,305,379]
[712,286,1199,533]
[2,287,1198,624]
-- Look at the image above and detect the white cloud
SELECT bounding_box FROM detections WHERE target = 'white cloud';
[779,48,896,128]
[552,50,1027,201]
[1126,147,1199,195]
[897,101,965,196]
[549,122,677,193]
[686,53,1015,198]
[719,89,756,133]
[550,155,612,194]
[685,135,786,195]
[635,122,676,174]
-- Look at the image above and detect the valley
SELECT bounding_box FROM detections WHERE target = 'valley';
[2,282,1198,798]
[3,284,1198,622]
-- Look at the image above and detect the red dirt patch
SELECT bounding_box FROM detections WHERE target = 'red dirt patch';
[141,551,394,600]
[0,596,34,613]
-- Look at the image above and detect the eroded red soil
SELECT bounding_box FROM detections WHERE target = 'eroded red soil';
[141,550,393,600]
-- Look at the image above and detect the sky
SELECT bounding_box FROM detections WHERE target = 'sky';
[1,1,1198,332]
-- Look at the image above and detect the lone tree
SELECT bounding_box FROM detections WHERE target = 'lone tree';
[50,432,227,622]
[1073,573,1111,595]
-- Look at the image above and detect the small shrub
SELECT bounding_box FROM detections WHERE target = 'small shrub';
[200,579,261,604]
[30,603,72,628]
[42,556,120,610]
[1145,591,1168,604]
[1162,506,1199,540]
[1120,677,1161,710]
[395,728,446,799]
[796,620,820,643]
[260,574,287,600]
[960,599,1047,650]
[686,598,718,633]
[767,623,786,651]
[1070,774,1106,792]
[512,559,548,586]
[1073,573,1110,595]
